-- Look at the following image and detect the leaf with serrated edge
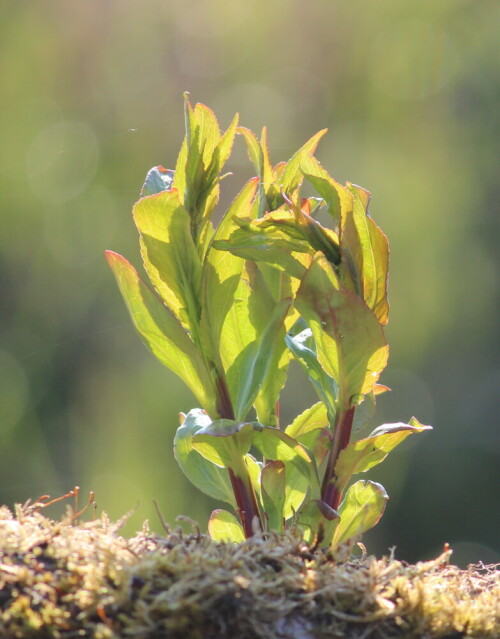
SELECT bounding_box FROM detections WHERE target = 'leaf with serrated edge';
[280,129,328,195]
[300,153,353,224]
[331,480,388,549]
[208,509,245,543]
[342,186,389,325]
[174,409,235,506]
[105,251,216,414]
[295,253,388,407]
[334,420,432,495]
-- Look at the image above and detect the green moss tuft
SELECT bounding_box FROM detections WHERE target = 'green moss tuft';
[0,503,498,638]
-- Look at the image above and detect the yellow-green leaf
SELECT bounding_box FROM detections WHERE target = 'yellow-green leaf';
[225,295,292,420]
[199,178,259,362]
[334,419,432,495]
[330,480,388,549]
[285,402,329,439]
[297,499,339,545]
[192,420,255,468]
[295,253,389,406]
[280,129,328,195]
[208,509,245,543]
[341,186,389,324]
[133,190,202,331]
[300,153,353,224]
[261,460,286,532]
[105,251,216,414]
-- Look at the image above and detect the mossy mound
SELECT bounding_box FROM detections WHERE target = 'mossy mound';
[0,502,498,638]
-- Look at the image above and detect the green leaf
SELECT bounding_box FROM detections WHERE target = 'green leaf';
[261,460,286,532]
[213,114,239,175]
[173,409,235,506]
[225,294,292,421]
[334,420,432,496]
[284,408,331,517]
[199,178,259,364]
[297,499,339,545]
[330,480,388,549]
[252,427,313,484]
[240,411,319,521]
[351,391,377,434]
[244,453,263,506]
[105,251,216,414]
[133,190,202,331]
[300,153,353,224]
[245,263,293,427]
[214,220,309,280]
[280,129,328,195]
[172,97,237,245]
[140,166,174,197]
[208,509,245,543]
[285,402,329,439]
[238,126,283,214]
[192,420,255,468]
[238,126,262,175]
[341,186,389,324]
[283,471,310,520]
[295,253,389,407]
[285,327,337,420]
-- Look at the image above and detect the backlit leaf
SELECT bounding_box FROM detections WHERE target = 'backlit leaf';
[330,480,388,549]
[261,460,286,532]
[225,291,292,421]
[285,328,337,420]
[285,402,329,440]
[280,129,328,195]
[341,185,389,324]
[199,178,259,363]
[334,420,432,495]
[173,409,235,506]
[297,499,339,545]
[300,153,353,225]
[105,251,216,414]
[192,420,255,468]
[295,253,388,407]
[253,427,313,483]
[208,509,245,543]
[133,190,202,331]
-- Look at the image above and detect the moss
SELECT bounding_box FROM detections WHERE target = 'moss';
[0,502,498,638]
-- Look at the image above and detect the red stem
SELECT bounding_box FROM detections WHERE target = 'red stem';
[215,372,263,537]
[227,468,262,538]
[321,405,355,510]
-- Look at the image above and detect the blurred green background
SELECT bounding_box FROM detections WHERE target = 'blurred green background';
[1,0,498,566]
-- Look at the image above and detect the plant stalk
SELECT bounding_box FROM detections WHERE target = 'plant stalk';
[321,405,355,510]
[214,372,263,537]
[228,466,263,538]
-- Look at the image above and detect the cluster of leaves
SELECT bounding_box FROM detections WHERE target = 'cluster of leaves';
[106,95,431,547]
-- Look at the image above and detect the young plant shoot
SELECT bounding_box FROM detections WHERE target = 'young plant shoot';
[106,96,431,547]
